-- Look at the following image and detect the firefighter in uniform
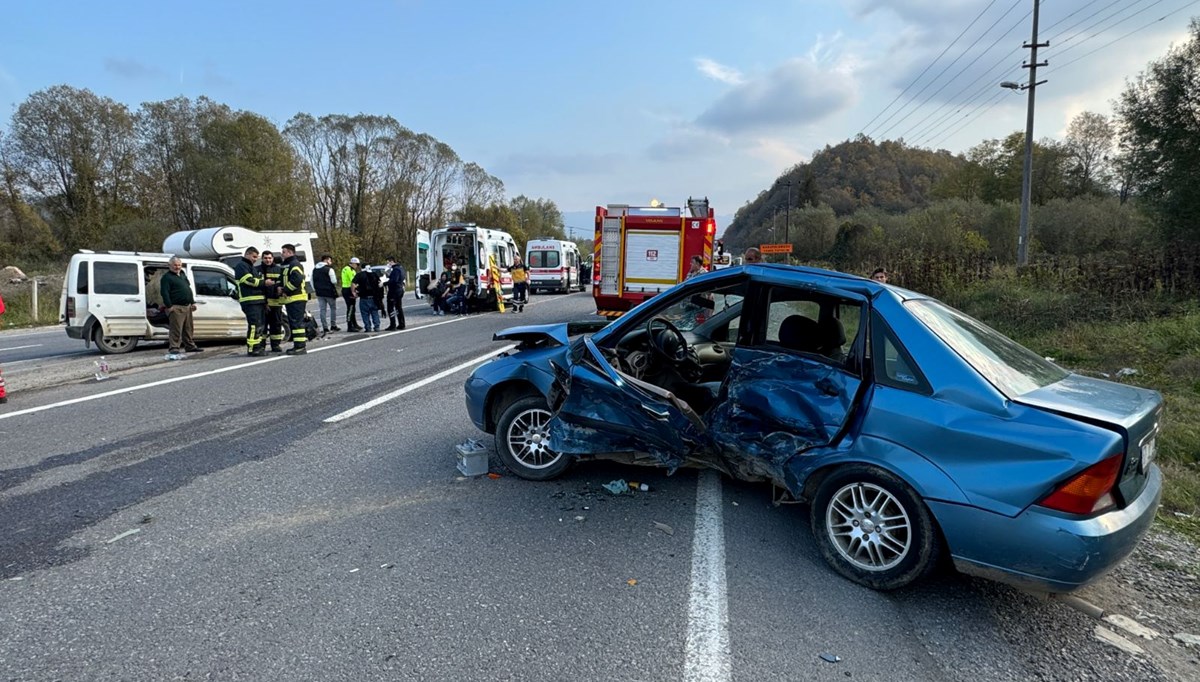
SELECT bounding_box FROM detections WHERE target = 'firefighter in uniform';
[280,244,309,355]
[257,251,285,353]
[233,247,268,356]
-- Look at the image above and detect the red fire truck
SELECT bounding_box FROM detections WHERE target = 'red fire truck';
[592,198,716,317]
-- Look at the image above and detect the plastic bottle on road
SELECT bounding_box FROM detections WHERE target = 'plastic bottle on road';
[94,357,110,381]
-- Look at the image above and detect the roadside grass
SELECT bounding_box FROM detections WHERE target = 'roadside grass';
[944,273,1200,534]
[0,276,63,329]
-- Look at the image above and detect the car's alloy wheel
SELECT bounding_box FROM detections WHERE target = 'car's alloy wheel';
[495,394,570,480]
[810,464,941,590]
[825,482,911,571]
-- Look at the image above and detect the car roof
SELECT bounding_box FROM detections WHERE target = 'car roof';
[713,263,926,301]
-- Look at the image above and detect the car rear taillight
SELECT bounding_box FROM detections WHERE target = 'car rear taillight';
[66,296,76,319]
[1037,454,1123,515]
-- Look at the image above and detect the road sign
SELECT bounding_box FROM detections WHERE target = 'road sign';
[760,243,793,254]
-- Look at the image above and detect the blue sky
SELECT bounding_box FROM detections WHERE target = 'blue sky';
[1,1,1195,231]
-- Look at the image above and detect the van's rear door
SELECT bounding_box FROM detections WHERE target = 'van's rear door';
[89,260,149,337]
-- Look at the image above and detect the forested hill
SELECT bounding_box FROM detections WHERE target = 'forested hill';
[724,137,964,248]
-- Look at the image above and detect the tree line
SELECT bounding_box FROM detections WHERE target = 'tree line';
[724,19,1200,295]
[0,87,569,268]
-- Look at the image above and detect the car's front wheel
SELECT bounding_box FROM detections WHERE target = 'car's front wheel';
[494,394,570,481]
[810,464,941,590]
[93,328,138,354]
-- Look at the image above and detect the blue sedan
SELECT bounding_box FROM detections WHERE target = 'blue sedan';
[464,264,1162,592]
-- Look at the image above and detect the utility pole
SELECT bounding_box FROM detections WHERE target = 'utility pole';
[785,180,793,265]
[1016,0,1047,267]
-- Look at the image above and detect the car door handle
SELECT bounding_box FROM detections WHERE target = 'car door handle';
[815,378,840,396]
[640,403,670,421]
[124,298,140,302]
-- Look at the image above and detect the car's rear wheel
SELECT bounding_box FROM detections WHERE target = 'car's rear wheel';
[810,464,940,590]
[494,395,570,481]
[93,328,138,354]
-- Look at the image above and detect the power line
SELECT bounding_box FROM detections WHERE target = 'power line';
[874,0,1025,139]
[1045,0,1129,43]
[1053,0,1172,61]
[932,90,1010,149]
[1056,0,1200,70]
[1041,0,1106,34]
[895,7,1034,142]
[909,56,1024,144]
[859,0,1001,137]
[914,60,1025,146]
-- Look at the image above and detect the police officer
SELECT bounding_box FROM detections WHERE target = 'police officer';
[280,244,309,355]
[258,250,285,352]
[234,247,268,356]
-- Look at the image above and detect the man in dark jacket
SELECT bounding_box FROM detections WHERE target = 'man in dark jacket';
[234,247,267,356]
[313,254,339,334]
[279,244,309,354]
[385,256,407,330]
[161,256,201,358]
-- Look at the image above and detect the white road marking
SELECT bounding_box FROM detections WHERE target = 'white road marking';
[684,469,731,682]
[323,344,517,423]
[0,344,43,353]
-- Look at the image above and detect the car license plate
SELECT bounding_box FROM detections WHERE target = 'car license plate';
[1140,434,1157,473]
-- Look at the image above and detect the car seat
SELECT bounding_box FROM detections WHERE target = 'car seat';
[816,315,847,360]
[777,315,821,353]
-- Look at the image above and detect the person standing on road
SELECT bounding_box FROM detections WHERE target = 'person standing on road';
[234,247,268,356]
[313,254,340,335]
[0,290,7,403]
[509,254,529,313]
[258,251,285,353]
[160,256,202,359]
[279,244,309,355]
[385,256,407,330]
[351,265,383,332]
[341,257,363,332]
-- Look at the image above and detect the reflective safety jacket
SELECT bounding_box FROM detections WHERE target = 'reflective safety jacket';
[281,255,308,304]
[257,262,285,307]
[234,257,266,303]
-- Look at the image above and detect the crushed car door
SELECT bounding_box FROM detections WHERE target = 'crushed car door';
[547,336,710,471]
[707,288,867,483]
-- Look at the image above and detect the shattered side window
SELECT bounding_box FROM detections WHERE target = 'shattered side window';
[657,282,746,333]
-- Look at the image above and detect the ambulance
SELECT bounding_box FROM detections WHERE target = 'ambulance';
[417,223,518,306]
[525,239,585,294]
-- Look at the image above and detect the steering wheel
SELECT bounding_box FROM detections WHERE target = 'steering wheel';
[647,317,690,363]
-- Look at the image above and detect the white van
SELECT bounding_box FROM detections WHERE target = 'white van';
[420,223,518,305]
[60,251,246,354]
[162,226,319,275]
[414,229,430,299]
[525,239,585,294]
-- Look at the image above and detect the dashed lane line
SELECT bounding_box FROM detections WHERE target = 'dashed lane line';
[684,469,731,682]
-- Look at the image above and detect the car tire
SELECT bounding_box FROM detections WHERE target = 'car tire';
[494,394,570,481]
[809,464,941,591]
[94,328,138,354]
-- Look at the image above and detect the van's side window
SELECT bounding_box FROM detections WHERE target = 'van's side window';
[193,268,234,297]
[93,262,139,295]
[76,262,89,294]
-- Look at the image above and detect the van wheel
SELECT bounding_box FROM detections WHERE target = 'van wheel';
[94,329,138,354]
[494,395,570,481]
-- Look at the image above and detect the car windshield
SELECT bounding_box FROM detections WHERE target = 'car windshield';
[906,299,1067,398]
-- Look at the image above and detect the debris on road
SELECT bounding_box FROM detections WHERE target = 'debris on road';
[105,528,141,544]
[626,579,638,586]
[139,514,153,525]
[1103,614,1160,640]
[349,568,359,573]
[455,439,488,477]
[1093,625,1146,655]
[574,515,585,522]
[93,357,110,381]
[487,472,502,480]
[602,479,628,495]
[819,653,842,663]
[653,521,674,536]
[628,481,650,492]
[380,563,394,569]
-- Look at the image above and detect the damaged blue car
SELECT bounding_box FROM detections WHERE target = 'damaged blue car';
[464,264,1163,592]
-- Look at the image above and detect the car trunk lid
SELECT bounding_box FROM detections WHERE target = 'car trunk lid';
[1015,373,1162,505]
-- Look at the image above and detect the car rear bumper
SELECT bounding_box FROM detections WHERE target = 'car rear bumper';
[930,464,1162,592]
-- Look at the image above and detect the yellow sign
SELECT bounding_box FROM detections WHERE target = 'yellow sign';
[760,243,793,254]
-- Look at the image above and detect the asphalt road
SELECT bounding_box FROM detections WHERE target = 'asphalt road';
[0,292,1181,681]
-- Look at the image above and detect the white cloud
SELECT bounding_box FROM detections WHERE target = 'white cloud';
[103,57,166,80]
[694,58,745,85]
[696,58,858,135]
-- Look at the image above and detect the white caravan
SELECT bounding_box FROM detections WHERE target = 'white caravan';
[421,223,518,304]
[524,239,585,294]
[162,226,319,273]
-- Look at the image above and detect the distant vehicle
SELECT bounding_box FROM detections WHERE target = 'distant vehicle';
[711,240,734,270]
[417,223,518,307]
[163,226,319,269]
[592,198,716,318]
[525,238,585,294]
[466,263,1163,593]
[60,251,245,354]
